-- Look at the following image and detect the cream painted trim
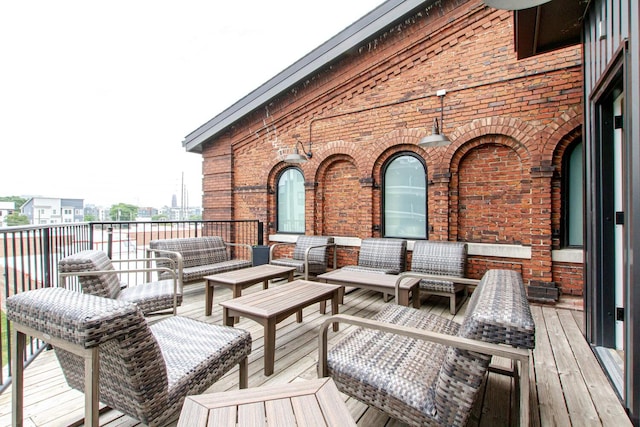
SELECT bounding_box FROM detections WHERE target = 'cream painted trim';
[551,248,584,263]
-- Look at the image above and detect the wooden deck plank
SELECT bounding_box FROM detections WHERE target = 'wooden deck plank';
[530,305,573,426]
[0,282,631,427]
[542,306,602,426]
[556,309,632,426]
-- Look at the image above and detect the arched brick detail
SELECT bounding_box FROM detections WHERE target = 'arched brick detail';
[540,105,583,163]
[314,154,368,237]
[448,135,531,243]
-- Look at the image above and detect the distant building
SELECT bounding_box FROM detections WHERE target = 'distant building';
[21,197,84,225]
[137,207,159,219]
[0,201,16,227]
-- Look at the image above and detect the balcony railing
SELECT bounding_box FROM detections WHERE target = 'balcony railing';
[0,219,262,393]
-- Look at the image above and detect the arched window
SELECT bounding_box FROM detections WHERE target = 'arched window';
[277,168,305,233]
[563,139,583,247]
[382,153,427,238]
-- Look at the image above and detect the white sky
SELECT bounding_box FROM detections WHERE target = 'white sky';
[0,0,385,208]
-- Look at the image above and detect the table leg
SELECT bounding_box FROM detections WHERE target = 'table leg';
[232,286,241,324]
[412,285,421,309]
[331,291,339,332]
[398,288,409,306]
[287,271,294,282]
[223,307,234,327]
[296,310,303,323]
[205,280,214,316]
[264,319,276,376]
[262,279,268,290]
[320,300,327,314]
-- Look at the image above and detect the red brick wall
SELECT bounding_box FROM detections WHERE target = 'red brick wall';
[200,0,585,297]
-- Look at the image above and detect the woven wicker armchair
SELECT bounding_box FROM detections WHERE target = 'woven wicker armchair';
[409,240,469,314]
[7,287,252,427]
[341,237,407,275]
[59,249,181,315]
[319,269,535,426]
[269,235,336,280]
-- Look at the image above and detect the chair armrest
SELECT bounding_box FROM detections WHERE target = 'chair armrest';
[269,242,295,261]
[394,272,480,302]
[224,242,253,263]
[317,313,531,427]
[146,248,184,286]
[304,243,338,269]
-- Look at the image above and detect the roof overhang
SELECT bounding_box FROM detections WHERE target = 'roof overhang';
[513,0,588,59]
[182,0,433,153]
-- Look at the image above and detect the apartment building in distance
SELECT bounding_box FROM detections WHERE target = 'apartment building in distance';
[21,197,84,225]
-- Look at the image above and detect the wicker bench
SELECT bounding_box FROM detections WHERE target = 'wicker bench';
[318,269,535,426]
[148,236,252,288]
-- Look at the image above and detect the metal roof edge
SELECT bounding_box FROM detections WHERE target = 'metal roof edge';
[182,0,430,153]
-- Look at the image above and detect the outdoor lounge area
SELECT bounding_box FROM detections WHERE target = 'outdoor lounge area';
[0,276,629,427]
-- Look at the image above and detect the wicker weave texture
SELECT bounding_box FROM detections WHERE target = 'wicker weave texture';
[58,250,182,315]
[411,240,467,292]
[271,235,334,275]
[342,238,407,274]
[149,237,252,282]
[7,287,252,427]
[327,268,535,426]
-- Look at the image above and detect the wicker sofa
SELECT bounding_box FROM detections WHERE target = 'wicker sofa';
[148,236,252,287]
[318,269,535,426]
[7,287,252,427]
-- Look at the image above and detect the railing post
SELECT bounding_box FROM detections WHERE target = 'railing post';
[42,228,51,287]
[107,227,113,259]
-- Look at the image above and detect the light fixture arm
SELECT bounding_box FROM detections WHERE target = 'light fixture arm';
[296,140,313,159]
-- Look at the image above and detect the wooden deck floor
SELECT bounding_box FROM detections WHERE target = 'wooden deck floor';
[0,280,632,427]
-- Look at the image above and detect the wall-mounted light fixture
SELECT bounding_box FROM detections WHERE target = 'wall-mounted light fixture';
[483,0,551,10]
[419,89,451,147]
[284,140,313,164]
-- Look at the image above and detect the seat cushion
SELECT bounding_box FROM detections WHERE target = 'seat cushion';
[118,279,182,314]
[327,305,460,425]
[182,259,252,281]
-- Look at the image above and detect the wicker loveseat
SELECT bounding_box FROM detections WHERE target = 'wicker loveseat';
[148,236,252,287]
[318,269,535,426]
[7,287,252,427]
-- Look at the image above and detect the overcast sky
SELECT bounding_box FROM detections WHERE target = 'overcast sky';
[0,0,385,208]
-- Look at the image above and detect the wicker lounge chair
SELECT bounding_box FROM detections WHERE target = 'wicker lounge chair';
[58,249,181,315]
[7,287,252,427]
[409,240,469,314]
[269,235,336,280]
[318,269,535,426]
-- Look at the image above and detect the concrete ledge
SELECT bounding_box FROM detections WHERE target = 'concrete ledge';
[551,249,583,263]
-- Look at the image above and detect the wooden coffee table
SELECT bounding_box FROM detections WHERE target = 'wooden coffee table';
[317,269,421,310]
[177,378,355,426]
[204,264,296,316]
[219,280,341,376]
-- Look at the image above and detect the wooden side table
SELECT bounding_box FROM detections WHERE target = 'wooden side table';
[204,264,296,316]
[178,378,355,426]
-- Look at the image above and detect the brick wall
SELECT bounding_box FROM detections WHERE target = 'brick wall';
[200,0,584,299]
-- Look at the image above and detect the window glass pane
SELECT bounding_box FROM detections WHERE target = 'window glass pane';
[277,168,305,233]
[568,142,583,246]
[384,155,426,238]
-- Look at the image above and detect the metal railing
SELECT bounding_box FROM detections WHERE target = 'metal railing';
[0,219,262,393]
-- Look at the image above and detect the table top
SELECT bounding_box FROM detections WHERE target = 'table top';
[203,264,295,285]
[177,378,355,426]
[219,280,341,316]
[317,269,420,289]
